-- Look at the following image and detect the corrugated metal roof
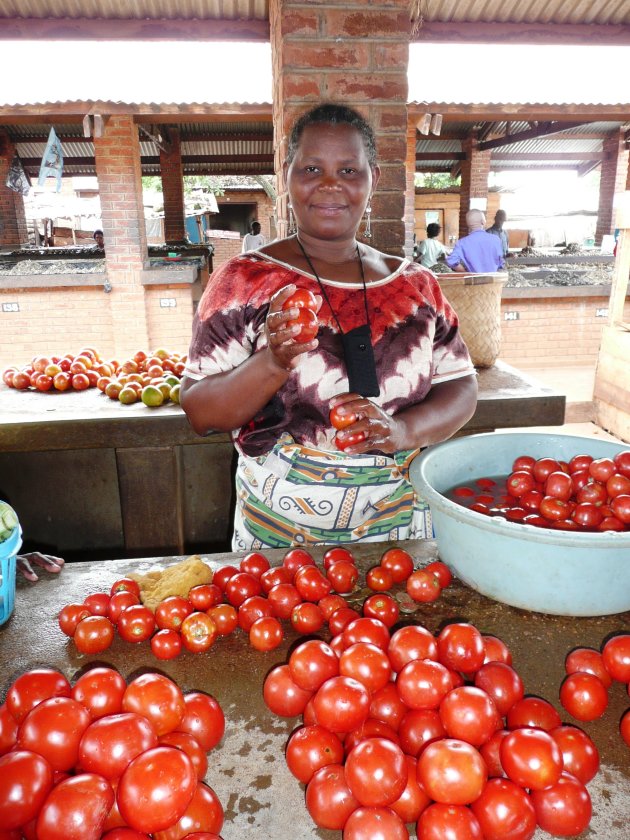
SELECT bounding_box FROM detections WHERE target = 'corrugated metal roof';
[415,0,628,25]
[0,0,268,19]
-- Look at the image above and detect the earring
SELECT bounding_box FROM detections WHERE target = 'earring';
[363,201,372,240]
[288,203,296,235]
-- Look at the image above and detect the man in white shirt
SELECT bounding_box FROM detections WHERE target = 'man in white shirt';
[242,221,266,253]
[416,223,448,269]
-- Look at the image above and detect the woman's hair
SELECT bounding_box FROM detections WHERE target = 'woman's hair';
[426,223,441,238]
[286,103,377,167]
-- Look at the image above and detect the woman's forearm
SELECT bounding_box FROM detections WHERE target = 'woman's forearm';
[394,375,478,450]
[180,349,290,435]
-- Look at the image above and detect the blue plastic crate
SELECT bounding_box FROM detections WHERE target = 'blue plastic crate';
[0,525,21,626]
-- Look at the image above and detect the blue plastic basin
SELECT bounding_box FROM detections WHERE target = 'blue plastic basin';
[0,524,21,626]
[409,432,630,616]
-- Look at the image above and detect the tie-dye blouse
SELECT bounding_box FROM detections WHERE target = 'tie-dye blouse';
[184,251,475,458]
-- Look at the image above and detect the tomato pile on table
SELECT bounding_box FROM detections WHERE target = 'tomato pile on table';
[446,449,630,532]
[2,346,185,407]
[0,666,224,839]
[57,548,452,659]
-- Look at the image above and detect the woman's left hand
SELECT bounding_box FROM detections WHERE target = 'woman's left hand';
[329,393,404,455]
[17,552,65,583]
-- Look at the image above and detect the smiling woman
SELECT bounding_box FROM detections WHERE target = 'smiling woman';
[180,103,478,551]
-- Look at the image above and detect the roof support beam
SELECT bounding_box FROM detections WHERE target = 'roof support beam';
[0,16,269,41]
[478,121,589,151]
[577,160,602,177]
[412,21,630,46]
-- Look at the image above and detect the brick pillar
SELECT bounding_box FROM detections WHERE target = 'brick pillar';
[160,128,187,244]
[404,116,417,258]
[595,130,629,245]
[269,0,410,256]
[459,134,491,238]
[0,130,28,247]
[93,115,150,356]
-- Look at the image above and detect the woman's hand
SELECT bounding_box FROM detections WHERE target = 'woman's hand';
[264,284,321,372]
[17,552,65,583]
[329,393,404,455]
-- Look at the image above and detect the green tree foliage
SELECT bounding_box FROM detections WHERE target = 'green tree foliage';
[142,176,225,196]
[415,173,461,189]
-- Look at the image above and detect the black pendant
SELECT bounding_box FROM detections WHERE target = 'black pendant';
[341,323,380,397]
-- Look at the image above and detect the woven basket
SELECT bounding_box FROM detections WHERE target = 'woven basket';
[438,273,507,368]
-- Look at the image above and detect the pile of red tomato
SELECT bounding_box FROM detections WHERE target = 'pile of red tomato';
[58,548,450,661]
[449,449,630,532]
[0,666,224,839]
[264,619,599,839]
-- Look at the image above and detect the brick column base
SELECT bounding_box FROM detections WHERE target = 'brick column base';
[459,135,491,237]
[595,131,629,245]
[160,128,187,244]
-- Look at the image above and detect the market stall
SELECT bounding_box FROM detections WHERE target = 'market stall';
[2,542,630,838]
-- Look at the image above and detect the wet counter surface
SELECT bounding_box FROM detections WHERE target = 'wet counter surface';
[2,540,629,839]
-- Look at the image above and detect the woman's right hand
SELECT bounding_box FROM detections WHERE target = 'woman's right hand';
[264,284,321,371]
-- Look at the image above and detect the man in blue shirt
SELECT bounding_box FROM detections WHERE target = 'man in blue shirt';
[446,209,505,273]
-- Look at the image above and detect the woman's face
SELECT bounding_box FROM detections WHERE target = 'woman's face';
[286,122,379,243]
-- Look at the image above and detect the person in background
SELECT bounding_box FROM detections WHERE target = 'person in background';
[446,209,504,273]
[93,229,104,249]
[181,102,477,551]
[415,222,448,269]
[487,209,510,259]
[242,221,266,253]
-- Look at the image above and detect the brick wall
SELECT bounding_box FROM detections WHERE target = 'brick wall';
[0,130,28,247]
[160,128,186,243]
[415,190,501,246]
[595,130,629,245]
[459,135,492,238]
[144,285,194,353]
[206,231,242,270]
[270,0,410,255]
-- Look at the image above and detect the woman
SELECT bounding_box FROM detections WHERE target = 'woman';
[181,103,477,551]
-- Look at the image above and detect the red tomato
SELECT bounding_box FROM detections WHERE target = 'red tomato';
[0,704,18,755]
[72,372,90,390]
[560,672,608,721]
[291,601,325,634]
[512,455,536,472]
[263,664,313,718]
[366,565,393,591]
[345,737,407,807]
[565,647,612,688]
[417,802,483,839]
[453,485,476,498]
[6,668,71,723]
[479,729,509,778]
[439,685,500,747]
[188,584,222,611]
[107,590,139,624]
[17,696,91,771]
[123,673,185,737]
[83,592,111,616]
[116,605,156,643]
[323,546,355,569]
[474,661,524,716]
[388,624,438,673]
[343,617,390,651]
[159,731,208,781]
[424,560,452,588]
[237,594,273,631]
[180,612,218,653]
[212,565,238,591]
[152,781,223,839]
[589,457,616,483]
[224,571,262,607]
[260,565,291,592]
[369,682,408,731]
[506,695,561,731]
[620,708,630,747]
[362,593,399,628]
[318,593,347,620]
[288,307,318,342]
[58,603,91,636]
[437,623,485,675]
[0,750,54,829]
[78,712,158,779]
[102,830,150,839]
[417,738,487,805]
[176,692,225,751]
[396,659,452,710]
[207,603,238,636]
[550,725,599,784]
[289,639,339,691]
[380,547,414,582]
[530,771,591,836]
[539,495,572,521]
[249,616,283,651]
[520,489,544,511]
[576,480,608,506]
[36,773,114,840]
[345,718,400,753]
[267,582,302,619]
[312,676,370,734]
[607,472,630,498]
[507,470,536,498]
[389,753,430,824]
[155,596,193,631]
[282,547,316,578]
[117,746,196,834]
[286,724,345,784]
[601,634,630,682]
[398,708,446,757]
[572,502,604,529]
[328,606,360,636]
[613,450,630,478]
[482,634,512,665]
[500,727,563,790]
[470,777,536,840]
[110,577,141,598]
[305,763,359,830]
[340,643,392,694]
[283,287,318,312]
[326,560,359,593]
[239,551,270,578]
[294,565,332,601]
[343,805,409,840]
[407,569,441,603]
[611,494,630,524]
[329,404,358,431]
[71,667,126,720]
[533,457,562,482]
[545,470,573,501]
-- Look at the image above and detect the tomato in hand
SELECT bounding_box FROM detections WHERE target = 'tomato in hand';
[282,287,318,312]
[335,429,367,451]
[329,404,358,431]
